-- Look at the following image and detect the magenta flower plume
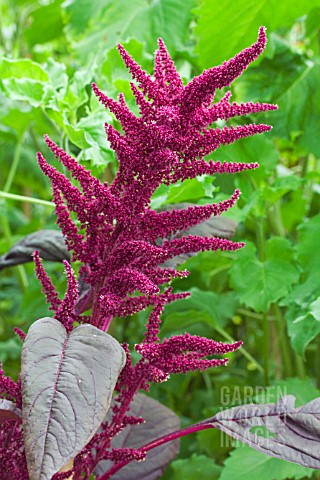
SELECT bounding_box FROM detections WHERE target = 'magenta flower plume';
[37,28,276,334]
[0,29,277,479]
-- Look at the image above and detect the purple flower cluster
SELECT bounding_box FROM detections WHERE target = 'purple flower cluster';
[0,28,277,478]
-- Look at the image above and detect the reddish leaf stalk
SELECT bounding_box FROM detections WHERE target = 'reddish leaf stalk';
[98,422,214,480]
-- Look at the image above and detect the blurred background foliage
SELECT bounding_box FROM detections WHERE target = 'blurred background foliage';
[1,0,320,479]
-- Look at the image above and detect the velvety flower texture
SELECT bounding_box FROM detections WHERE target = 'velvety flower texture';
[1,28,277,479]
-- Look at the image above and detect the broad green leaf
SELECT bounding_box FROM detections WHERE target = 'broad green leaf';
[100,39,148,86]
[220,444,314,480]
[63,0,195,60]
[23,0,64,47]
[285,302,320,357]
[77,110,115,166]
[263,175,302,204]
[147,0,196,50]
[152,178,209,207]
[210,135,279,177]
[162,310,215,337]
[63,58,98,109]
[230,238,299,312]
[310,297,320,319]
[254,378,320,407]
[280,190,307,233]
[194,0,320,68]
[296,214,320,275]
[234,38,320,156]
[0,338,22,363]
[306,7,320,55]
[21,317,126,480]
[165,178,211,204]
[0,58,48,81]
[62,0,107,35]
[0,100,54,138]
[269,63,320,156]
[2,78,45,107]
[44,59,68,98]
[169,454,222,480]
[45,109,90,148]
[163,288,238,331]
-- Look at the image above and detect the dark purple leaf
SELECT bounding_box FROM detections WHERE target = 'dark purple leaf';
[75,270,94,314]
[203,395,320,470]
[0,399,21,424]
[158,203,237,238]
[157,206,237,268]
[0,230,69,270]
[187,214,237,238]
[21,317,126,480]
[95,393,180,480]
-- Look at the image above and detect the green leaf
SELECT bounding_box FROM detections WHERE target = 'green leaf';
[280,190,307,233]
[23,0,64,47]
[230,238,299,312]
[296,214,320,275]
[169,454,222,480]
[163,288,238,332]
[220,444,314,480]
[254,377,320,407]
[100,39,148,85]
[306,7,320,55]
[194,0,320,69]
[2,78,45,107]
[76,110,115,166]
[62,0,107,35]
[0,338,22,363]
[0,58,48,81]
[210,134,279,175]
[147,0,196,51]
[44,59,68,98]
[286,302,320,357]
[63,58,98,109]
[165,178,213,204]
[234,37,320,156]
[63,0,195,60]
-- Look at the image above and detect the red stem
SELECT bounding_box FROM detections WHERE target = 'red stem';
[97,422,214,480]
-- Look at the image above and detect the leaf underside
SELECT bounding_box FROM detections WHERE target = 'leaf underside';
[21,317,126,480]
[0,230,69,270]
[205,395,320,470]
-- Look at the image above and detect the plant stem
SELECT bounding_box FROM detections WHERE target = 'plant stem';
[295,352,306,379]
[0,190,55,207]
[268,201,286,237]
[214,324,264,374]
[237,308,275,321]
[317,335,320,389]
[4,137,23,192]
[1,138,29,290]
[98,422,213,480]
[256,218,270,385]
[273,304,292,378]
[262,312,270,385]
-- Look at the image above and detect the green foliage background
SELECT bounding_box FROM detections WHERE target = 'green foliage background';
[1,1,320,479]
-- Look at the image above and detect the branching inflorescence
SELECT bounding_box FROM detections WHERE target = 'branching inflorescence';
[1,28,277,479]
